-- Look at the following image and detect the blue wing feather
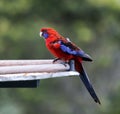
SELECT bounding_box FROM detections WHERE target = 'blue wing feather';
[60,44,78,55]
[59,40,92,61]
[60,41,84,56]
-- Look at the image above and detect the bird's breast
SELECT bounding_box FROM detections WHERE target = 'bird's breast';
[46,42,73,61]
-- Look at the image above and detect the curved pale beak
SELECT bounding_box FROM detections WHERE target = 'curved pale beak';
[39,32,43,37]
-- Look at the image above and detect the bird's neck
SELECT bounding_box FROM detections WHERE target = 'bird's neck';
[46,34,61,43]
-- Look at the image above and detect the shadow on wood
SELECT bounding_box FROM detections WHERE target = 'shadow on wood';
[0,80,40,88]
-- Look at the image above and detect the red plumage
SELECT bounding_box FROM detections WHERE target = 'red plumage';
[40,27,101,104]
[41,28,72,60]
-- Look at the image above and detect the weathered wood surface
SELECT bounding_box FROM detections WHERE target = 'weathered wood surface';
[0,60,53,66]
[0,60,79,82]
[0,64,70,74]
[0,71,79,82]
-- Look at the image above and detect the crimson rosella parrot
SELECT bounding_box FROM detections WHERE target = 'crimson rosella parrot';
[39,27,101,104]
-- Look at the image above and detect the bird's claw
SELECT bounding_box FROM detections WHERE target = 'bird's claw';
[60,61,67,67]
[53,58,67,67]
[53,58,61,63]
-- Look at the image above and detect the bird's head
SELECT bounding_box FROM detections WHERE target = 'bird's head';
[40,27,61,39]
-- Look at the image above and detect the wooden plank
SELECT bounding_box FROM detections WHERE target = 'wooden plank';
[0,64,70,74]
[0,71,79,82]
[0,60,53,66]
[0,60,79,87]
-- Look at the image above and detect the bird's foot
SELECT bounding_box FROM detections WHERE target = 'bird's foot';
[53,58,61,63]
[53,58,67,67]
[60,61,68,67]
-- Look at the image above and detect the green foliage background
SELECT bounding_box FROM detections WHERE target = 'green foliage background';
[0,0,120,114]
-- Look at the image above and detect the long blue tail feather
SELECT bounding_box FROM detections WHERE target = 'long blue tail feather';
[74,58,101,104]
[79,63,101,104]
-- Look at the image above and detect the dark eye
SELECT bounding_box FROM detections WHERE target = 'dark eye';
[42,31,49,39]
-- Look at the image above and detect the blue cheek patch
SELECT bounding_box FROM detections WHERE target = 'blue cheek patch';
[43,32,49,39]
